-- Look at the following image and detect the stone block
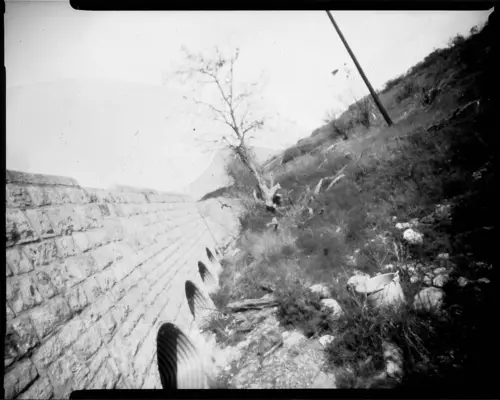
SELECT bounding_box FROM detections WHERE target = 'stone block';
[24,209,57,239]
[74,204,104,230]
[66,283,90,313]
[5,185,34,208]
[114,375,129,389]
[4,315,40,365]
[72,324,103,363]
[72,231,91,252]
[54,235,80,258]
[86,228,110,249]
[7,275,44,314]
[117,306,146,339]
[81,276,104,303]
[45,205,84,235]
[21,239,59,268]
[96,311,118,343]
[90,243,119,270]
[97,203,115,218]
[16,377,54,400]
[86,359,121,389]
[26,185,69,207]
[107,336,138,380]
[102,218,125,241]
[94,267,118,292]
[34,269,59,299]
[6,247,34,275]
[6,208,38,246]
[63,254,97,287]
[29,296,72,339]
[83,188,115,203]
[31,333,64,370]
[110,303,129,325]
[6,169,79,186]
[48,349,90,396]
[3,358,39,399]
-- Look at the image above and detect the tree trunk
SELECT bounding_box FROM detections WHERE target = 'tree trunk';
[235,146,280,210]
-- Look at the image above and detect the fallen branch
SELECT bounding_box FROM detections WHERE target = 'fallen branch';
[326,174,345,191]
[314,178,324,195]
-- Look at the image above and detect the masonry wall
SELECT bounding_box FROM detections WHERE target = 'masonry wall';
[4,170,231,398]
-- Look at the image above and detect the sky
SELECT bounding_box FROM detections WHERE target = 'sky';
[5,2,493,194]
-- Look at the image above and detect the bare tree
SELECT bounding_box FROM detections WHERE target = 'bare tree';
[176,47,281,210]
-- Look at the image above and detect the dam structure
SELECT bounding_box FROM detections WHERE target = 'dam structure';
[4,169,239,398]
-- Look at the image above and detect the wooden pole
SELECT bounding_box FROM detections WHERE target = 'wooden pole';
[326,10,393,126]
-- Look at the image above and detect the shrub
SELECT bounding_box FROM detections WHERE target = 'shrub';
[395,80,420,103]
[275,282,338,338]
[350,97,372,129]
[282,146,302,164]
[382,74,405,93]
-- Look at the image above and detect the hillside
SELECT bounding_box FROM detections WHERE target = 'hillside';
[200,10,497,391]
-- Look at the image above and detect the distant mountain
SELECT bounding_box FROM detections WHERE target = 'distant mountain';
[186,145,283,200]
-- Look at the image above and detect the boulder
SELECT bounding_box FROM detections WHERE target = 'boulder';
[413,287,445,311]
[382,341,404,380]
[282,331,306,349]
[320,299,344,318]
[347,271,370,290]
[309,284,332,299]
[311,371,336,388]
[403,228,424,244]
[457,276,470,287]
[318,335,335,347]
[432,274,450,288]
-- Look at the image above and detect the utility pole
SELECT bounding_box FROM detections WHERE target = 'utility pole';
[325,10,393,126]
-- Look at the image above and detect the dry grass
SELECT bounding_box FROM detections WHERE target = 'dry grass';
[210,19,496,393]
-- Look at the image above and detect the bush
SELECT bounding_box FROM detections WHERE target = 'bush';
[349,97,372,129]
[382,75,405,93]
[275,282,337,338]
[282,146,302,164]
[395,80,420,103]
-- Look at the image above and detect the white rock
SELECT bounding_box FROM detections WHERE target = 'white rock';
[410,276,420,284]
[347,274,369,290]
[283,331,306,348]
[345,255,357,266]
[413,287,445,311]
[409,218,420,227]
[435,204,452,219]
[318,335,335,347]
[320,299,344,317]
[309,284,332,299]
[423,275,433,286]
[437,253,449,260]
[395,222,411,230]
[432,274,449,288]
[477,277,491,284]
[399,263,416,274]
[384,264,395,271]
[433,267,447,275]
[311,371,337,388]
[457,277,470,287]
[382,341,404,379]
[403,229,424,245]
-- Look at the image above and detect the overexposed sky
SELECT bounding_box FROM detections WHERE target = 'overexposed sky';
[5,3,492,193]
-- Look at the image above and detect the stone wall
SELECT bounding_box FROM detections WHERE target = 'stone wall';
[4,169,234,398]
